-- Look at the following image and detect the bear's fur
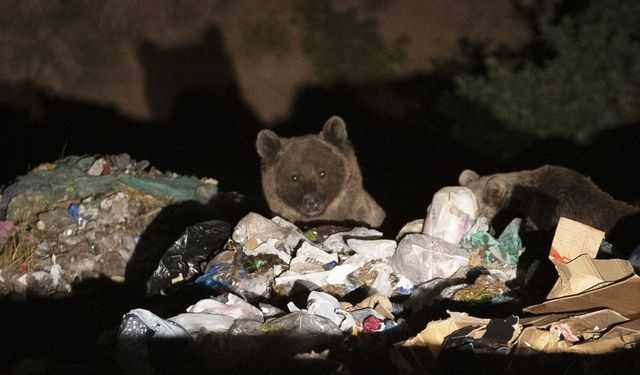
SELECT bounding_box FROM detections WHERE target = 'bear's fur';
[459,165,640,253]
[256,116,385,227]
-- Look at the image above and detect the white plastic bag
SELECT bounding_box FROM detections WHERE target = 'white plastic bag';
[391,233,469,284]
[423,186,478,245]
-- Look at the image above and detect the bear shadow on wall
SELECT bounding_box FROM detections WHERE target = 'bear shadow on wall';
[138,26,236,122]
[124,192,250,299]
[138,25,264,196]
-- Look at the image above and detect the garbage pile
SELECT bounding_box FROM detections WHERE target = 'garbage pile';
[0,154,218,295]
[394,217,640,373]
[143,186,526,308]
[116,185,530,372]
[4,157,640,373]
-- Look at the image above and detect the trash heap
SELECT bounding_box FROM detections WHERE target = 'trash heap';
[144,186,526,310]
[118,185,529,372]
[5,157,640,372]
[0,154,218,295]
[394,217,640,373]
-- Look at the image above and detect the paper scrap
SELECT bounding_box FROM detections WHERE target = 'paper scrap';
[549,217,604,263]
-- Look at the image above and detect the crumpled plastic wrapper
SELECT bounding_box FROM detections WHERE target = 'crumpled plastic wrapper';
[460,218,523,267]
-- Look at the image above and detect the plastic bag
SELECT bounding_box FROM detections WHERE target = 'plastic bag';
[146,220,231,295]
[346,238,397,259]
[423,186,478,245]
[194,262,234,292]
[168,313,235,335]
[186,293,263,321]
[232,212,284,245]
[289,242,339,273]
[232,212,305,254]
[116,308,192,374]
[323,227,383,254]
[261,311,342,337]
[391,233,469,284]
[306,291,343,327]
[460,218,523,267]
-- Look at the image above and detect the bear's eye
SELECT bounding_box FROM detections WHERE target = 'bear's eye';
[319,170,326,178]
[291,175,298,182]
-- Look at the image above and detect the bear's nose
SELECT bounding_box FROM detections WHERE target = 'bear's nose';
[303,195,320,212]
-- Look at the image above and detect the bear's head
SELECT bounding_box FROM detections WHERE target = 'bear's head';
[458,169,512,222]
[256,116,355,219]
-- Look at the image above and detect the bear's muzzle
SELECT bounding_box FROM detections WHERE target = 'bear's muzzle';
[301,192,324,216]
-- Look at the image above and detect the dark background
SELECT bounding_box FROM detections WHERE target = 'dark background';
[1,0,638,236]
[1,1,640,374]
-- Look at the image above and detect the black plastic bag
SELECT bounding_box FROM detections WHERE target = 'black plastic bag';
[146,220,230,295]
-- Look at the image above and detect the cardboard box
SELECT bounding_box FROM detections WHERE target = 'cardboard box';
[526,217,640,318]
[548,217,604,263]
[524,274,640,318]
[546,254,634,299]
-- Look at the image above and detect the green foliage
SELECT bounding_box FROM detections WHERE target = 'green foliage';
[456,0,640,142]
[295,0,408,84]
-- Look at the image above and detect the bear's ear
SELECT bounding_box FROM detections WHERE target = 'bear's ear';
[320,116,348,145]
[484,176,509,204]
[459,169,479,186]
[256,129,282,161]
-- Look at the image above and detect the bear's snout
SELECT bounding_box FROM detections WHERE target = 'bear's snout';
[301,193,324,215]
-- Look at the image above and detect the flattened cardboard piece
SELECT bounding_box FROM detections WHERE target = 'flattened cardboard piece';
[524,274,640,318]
[520,313,572,327]
[546,254,635,299]
[549,309,629,341]
[516,326,570,353]
[521,309,627,330]
[549,217,604,264]
[399,311,490,358]
[517,309,631,353]
[349,294,394,320]
[565,318,640,354]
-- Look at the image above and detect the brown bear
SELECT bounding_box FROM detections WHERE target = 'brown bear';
[458,165,640,253]
[256,116,385,228]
